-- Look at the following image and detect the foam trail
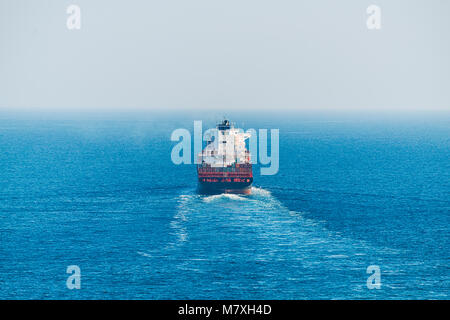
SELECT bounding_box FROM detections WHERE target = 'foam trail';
[139,185,402,300]
[250,186,272,197]
[163,191,199,250]
[203,193,247,203]
[163,187,277,250]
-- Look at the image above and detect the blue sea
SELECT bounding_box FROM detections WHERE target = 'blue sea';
[0,112,449,299]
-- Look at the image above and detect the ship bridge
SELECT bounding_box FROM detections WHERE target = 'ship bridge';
[198,120,251,167]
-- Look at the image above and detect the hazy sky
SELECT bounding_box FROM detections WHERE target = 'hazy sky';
[0,0,449,112]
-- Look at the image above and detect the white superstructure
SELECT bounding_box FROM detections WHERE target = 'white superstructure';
[198,120,251,167]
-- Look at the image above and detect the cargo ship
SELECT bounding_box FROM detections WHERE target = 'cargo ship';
[197,120,253,194]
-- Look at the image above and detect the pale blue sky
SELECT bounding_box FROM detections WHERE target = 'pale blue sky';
[0,0,449,112]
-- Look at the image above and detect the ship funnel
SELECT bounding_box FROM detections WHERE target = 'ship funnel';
[217,119,232,131]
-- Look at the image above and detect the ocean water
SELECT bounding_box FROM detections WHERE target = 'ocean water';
[0,114,449,299]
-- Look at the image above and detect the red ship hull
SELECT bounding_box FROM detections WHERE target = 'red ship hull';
[197,164,253,194]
